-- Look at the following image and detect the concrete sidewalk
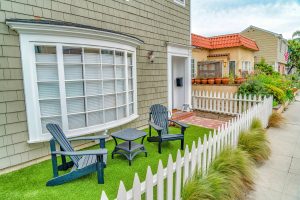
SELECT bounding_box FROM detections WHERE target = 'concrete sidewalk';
[248,96,300,200]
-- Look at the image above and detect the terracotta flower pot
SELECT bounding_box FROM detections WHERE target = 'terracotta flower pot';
[195,79,201,84]
[208,78,215,84]
[222,78,229,84]
[240,78,246,83]
[215,78,222,84]
[192,78,195,84]
[234,78,241,84]
[201,78,208,84]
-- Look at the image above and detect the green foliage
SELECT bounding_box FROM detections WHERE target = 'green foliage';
[254,59,275,75]
[264,84,285,103]
[250,118,263,130]
[237,79,269,97]
[287,39,300,70]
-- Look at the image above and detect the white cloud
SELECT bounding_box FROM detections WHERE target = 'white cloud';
[191,0,300,39]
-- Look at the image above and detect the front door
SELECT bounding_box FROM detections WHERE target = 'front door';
[172,56,186,110]
[229,61,236,77]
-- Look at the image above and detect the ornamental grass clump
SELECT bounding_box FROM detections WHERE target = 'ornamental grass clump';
[268,112,285,128]
[250,118,263,130]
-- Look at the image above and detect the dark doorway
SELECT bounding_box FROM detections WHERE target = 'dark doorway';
[229,61,236,77]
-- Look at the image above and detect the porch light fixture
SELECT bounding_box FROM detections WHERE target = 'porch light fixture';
[147,51,155,63]
[223,61,227,68]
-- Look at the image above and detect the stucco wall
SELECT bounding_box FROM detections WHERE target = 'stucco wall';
[0,0,190,171]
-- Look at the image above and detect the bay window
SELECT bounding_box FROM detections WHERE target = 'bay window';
[7,20,143,142]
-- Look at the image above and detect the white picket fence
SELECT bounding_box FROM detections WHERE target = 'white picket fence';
[100,96,273,200]
[192,90,264,115]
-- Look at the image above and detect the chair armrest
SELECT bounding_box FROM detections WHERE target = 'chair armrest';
[68,135,108,142]
[51,149,107,156]
[149,121,163,131]
[168,119,188,128]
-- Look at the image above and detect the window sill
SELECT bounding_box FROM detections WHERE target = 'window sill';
[27,114,139,143]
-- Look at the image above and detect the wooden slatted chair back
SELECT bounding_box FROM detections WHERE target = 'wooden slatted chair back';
[150,104,169,135]
[46,123,80,167]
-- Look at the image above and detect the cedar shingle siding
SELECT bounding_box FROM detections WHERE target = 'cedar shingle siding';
[0,0,190,170]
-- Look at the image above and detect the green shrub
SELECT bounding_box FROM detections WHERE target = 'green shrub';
[254,59,275,75]
[264,84,285,103]
[237,80,269,97]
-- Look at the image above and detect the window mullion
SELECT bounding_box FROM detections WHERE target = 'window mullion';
[114,50,118,120]
[82,47,88,127]
[124,51,129,117]
[57,44,69,131]
[132,52,137,115]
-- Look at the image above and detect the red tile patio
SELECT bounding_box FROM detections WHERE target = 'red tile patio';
[180,115,226,129]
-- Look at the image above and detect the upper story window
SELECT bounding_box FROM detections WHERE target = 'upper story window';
[7,19,143,142]
[174,0,185,6]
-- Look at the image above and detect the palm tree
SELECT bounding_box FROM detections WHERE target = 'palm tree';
[292,30,300,41]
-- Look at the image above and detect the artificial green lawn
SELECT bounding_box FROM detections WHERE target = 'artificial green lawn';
[0,125,211,200]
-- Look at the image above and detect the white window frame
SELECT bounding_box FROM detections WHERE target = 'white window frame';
[7,21,142,143]
[174,0,185,7]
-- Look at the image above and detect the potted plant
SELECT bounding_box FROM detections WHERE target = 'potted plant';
[215,76,222,84]
[234,75,242,84]
[201,78,208,84]
[195,78,201,84]
[222,73,229,84]
[208,75,215,84]
[229,73,235,84]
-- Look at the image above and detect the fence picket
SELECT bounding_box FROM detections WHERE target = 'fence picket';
[202,135,208,175]
[167,155,173,200]
[100,191,108,200]
[175,150,182,200]
[157,160,164,200]
[145,166,153,200]
[133,173,141,200]
[117,181,127,200]
[183,146,189,183]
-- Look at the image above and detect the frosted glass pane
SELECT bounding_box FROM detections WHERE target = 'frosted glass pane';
[117,93,126,106]
[103,80,115,94]
[63,47,82,63]
[38,82,60,99]
[127,53,133,66]
[101,50,114,64]
[65,81,84,97]
[35,46,56,63]
[85,65,101,79]
[40,100,61,117]
[102,65,114,79]
[88,111,103,126]
[86,81,102,95]
[129,91,134,103]
[84,48,100,63]
[36,65,58,81]
[118,106,126,119]
[116,66,125,78]
[129,103,134,115]
[67,97,85,114]
[104,95,116,109]
[105,108,116,122]
[128,66,133,78]
[68,114,86,129]
[116,80,125,93]
[64,65,83,80]
[41,117,62,134]
[128,79,133,90]
[87,96,103,111]
[115,51,124,64]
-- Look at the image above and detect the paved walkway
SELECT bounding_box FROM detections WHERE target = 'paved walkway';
[248,96,300,200]
[180,115,226,129]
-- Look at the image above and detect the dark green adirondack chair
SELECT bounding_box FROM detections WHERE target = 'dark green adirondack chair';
[147,104,188,153]
[46,123,108,186]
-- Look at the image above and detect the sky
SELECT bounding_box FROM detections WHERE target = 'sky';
[191,0,300,39]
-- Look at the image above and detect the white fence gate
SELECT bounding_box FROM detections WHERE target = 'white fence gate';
[100,95,273,200]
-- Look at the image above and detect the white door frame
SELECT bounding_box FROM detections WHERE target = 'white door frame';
[167,43,192,113]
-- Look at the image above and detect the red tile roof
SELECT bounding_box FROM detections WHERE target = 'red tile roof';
[192,33,259,51]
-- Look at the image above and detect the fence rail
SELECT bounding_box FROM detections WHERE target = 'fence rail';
[192,90,263,115]
[100,95,273,200]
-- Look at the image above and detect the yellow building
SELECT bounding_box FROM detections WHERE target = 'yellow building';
[241,26,288,74]
[191,33,259,78]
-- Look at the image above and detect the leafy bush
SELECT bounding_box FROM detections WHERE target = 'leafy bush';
[237,80,269,97]
[264,84,285,103]
[268,112,285,127]
[254,59,276,75]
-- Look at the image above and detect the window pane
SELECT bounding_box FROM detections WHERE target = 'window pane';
[37,65,58,81]
[38,82,60,99]
[67,97,85,114]
[115,51,124,64]
[105,108,116,122]
[129,103,134,115]
[104,94,116,109]
[88,111,103,126]
[35,46,56,63]
[65,81,84,97]
[117,93,126,106]
[129,91,134,103]
[128,79,133,90]
[86,81,102,95]
[117,106,126,119]
[41,117,62,134]
[101,50,114,64]
[63,47,82,63]
[84,48,100,63]
[103,80,115,94]
[40,99,61,117]
[128,66,133,78]
[68,114,86,129]
[85,64,101,79]
[116,80,126,93]
[116,66,125,78]
[64,65,83,80]
[127,53,133,66]
[87,96,102,111]
[102,65,114,79]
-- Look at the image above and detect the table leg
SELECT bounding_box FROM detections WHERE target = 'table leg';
[112,136,119,159]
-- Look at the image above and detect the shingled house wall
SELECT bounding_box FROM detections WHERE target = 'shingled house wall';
[0,0,190,171]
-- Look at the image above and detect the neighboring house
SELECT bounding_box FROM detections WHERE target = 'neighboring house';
[0,0,191,172]
[241,25,288,74]
[191,33,259,78]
